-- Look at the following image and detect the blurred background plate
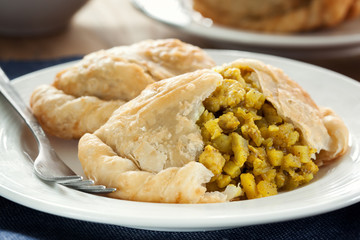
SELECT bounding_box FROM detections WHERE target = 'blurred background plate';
[131,0,360,60]
[0,0,88,36]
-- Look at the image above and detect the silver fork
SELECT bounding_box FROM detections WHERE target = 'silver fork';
[0,68,116,194]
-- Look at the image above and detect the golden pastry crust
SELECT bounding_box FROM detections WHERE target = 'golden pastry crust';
[79,70,227,203]
[193,0,360,33]
[30,39,216,139]
[78,59,348,203]
[94,70,222,173]
[30,85,124,139]
[79,134,225,203]
[53,39,216,101]
[316,108,349,165]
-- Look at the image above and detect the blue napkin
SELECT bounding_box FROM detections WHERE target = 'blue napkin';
[0,57,81,80]
[0,59,359,240]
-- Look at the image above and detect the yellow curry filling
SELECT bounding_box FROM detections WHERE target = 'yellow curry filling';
[196,66,319,200]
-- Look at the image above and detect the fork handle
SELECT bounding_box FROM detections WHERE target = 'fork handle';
[0,68,83,182]
[0,68,48,145]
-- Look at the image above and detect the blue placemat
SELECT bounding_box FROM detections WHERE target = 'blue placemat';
[0,57,81,80]
[0,58,359,240]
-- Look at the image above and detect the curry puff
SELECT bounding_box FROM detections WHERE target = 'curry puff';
[193,0,360,33]
[30,39,215,139]
[78,59,348,203]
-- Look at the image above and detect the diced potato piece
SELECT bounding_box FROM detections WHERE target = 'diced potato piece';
[257,180,277,197]
[276,172,286,188]
[200,126,212,144]
[234,107,261,122]
[284,174,301,190]
[303,173,314,183]
[203,79,246,112]
[301,161,319,175]
[282,154,301,169]
[268,122,300,148]
[245,89,266,109]
[223,160,241,178]
[204,119,222,140]
[255,118,268,129]
[262,138,273,147]
[223,154,231,162]
[220,80,246,107]
[248,145,266,160]
[253,158,270,176]
[291,145,310,163]
[261,169,277,183]
[216,174,232,188]
[219,67,246,87]
[282,124,299,146]
[247,152,256,165]
[240,173,257,199]
[262,103,282,125]
[265,115,283,125]
[267,148,284,166]
[250,120,264,146]
[240,124,250,140]
[268,125,279,132]
[231,132,249,167]
[221,67,241,80]
[198,145,226,176]
[212,134,233,154]
[279,123,294,134]
[287,131,300,146]
[241,122,264,147]
[286,168,296,177]
[218,112,240,132]
[233,107,247,123]
[197,110,215,127]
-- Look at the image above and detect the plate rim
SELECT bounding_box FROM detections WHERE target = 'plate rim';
[131,0,360,49]
[1,49,360,231]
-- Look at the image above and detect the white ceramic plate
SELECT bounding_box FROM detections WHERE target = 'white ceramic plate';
[132,0,360,49]
[1,50,360,231]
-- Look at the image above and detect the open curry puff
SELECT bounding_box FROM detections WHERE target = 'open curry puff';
[78,59,349,203]
[193,0,360,33]
[30,39,215,139]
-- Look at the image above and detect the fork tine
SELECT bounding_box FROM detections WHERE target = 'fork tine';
[60,181,116,193]
[79,187,117,193]
[52,175,83,182]
[0,68,116,194]
[59,179,116,193]
[73,185,106,190]
[60,179,94,186]
[57,178,117,193]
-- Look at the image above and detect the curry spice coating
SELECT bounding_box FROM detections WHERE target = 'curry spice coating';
[197,66,319,200]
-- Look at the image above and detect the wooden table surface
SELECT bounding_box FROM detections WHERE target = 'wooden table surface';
[0,0,359,81]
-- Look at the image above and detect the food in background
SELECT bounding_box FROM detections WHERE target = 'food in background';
[193,0,360,33]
